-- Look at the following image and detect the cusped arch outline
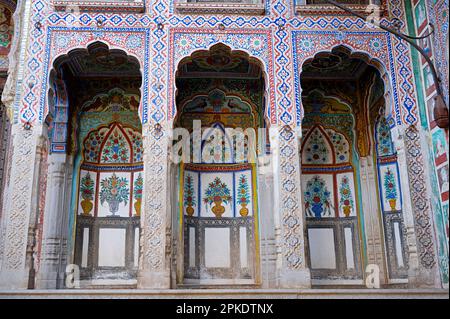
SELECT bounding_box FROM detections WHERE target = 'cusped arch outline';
[169,36,275,125]
[295,40,400,128]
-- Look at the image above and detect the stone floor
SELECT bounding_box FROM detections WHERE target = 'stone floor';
[0,289,448,299]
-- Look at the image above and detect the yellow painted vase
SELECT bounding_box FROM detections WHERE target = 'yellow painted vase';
[212,199,225,218]
[343,205,351,217]
[81,199,93,216]
[389,199,397,211]
[134,198,142,216]
[186,205,194,216]
[239,203,249,217]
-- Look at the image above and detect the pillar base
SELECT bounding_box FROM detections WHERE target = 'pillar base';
[137,270,171,289]
[35,270,63,289]
[408,267,440,289]
[0,269,29,290]
[279,268,311,289]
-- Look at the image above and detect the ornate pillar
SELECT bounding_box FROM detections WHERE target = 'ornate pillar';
[0,109,12,274]
[273,125,311,288]
[35,153,71,289]
[0,106,11,221]
[392,125,440,288]
[137,123,171,288]
[258,151,277,288]
[25,135,48,289]
[0,125,40,289]
[359,156,388,284]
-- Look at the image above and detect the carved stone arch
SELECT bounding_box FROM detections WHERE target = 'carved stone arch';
[172,41,271,287]
[170,41,274,125]
[45,40,145,125]
[299,44,396,126]
[45,41,143,153]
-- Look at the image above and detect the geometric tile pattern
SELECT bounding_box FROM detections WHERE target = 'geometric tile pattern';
[19,0,421,129]
[404,125,437,269]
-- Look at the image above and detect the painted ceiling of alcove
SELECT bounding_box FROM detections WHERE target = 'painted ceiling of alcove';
[63,43,141,78]
[0,2,13,55]
[301,50,369,80]
[177,44,263,79]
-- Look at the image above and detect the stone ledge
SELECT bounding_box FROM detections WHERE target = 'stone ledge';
[0,289,448,299]
[294,4,387,17]
[175,3,266,15]
[52,0,146,13]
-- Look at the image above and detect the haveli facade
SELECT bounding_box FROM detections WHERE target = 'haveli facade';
[0,0,448,294]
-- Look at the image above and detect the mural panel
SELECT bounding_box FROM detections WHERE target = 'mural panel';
[73,89,143,282]
[301,113,363,281]
[375,117,408,279]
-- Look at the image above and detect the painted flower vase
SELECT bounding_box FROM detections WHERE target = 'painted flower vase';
[343,205,351,217]
[389,198,397,211]
[311,195,324,218]
[186,204,195,216]
[134,198,142,216]
[239,203,249,217]
[108,198,120,216]
[212,198,225,218]
[81,199,93,216]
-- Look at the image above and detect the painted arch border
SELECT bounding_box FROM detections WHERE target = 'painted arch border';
[291,30,403,127]
[38,26,151,125]
[168,28,276,125]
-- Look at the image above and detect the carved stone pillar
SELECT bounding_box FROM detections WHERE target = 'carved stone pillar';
[0,125,40,289]
[137,123,171,288]
[35,153,71,289]
[0,106,11,216]
[258,154,277,288]
[393,125,440,288]
[26,135,48,288]
[273,126,311,288]
[359,156,388,284]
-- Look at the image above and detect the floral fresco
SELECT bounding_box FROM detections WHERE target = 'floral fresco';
[79,172,95,215]
[133,173,143,216]
[0,6,12,50]
[303,128,331,165]
[384,168,398,211]
[204,177,232,218]
[376,118,395,157]
[304,176,333,218]
[237,174,250,217]
[100,173,130,216]
[339,176,354,217]
[184,173,196,216]
[101,128,131,163]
